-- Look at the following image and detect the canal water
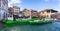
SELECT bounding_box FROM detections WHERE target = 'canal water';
[0,22,60,31]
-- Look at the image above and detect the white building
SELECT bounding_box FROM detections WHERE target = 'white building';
[0,0,8,20]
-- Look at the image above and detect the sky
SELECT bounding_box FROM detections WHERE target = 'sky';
[8,0,60,12]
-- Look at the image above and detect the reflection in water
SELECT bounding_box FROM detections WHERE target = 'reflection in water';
[10,27,21,31]
[1,22,60,31]
[2,26,21,31]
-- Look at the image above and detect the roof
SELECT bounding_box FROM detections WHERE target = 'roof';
[31,9,37,12]
[39,9,58,13]
[13,6,20,9]
[23,8,29,12]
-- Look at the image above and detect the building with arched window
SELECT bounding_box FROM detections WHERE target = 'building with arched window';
[0,0,8,20]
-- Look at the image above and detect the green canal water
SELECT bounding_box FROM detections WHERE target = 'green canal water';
[0,22,60,31]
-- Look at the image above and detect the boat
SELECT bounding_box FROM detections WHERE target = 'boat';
[2,18,53,26]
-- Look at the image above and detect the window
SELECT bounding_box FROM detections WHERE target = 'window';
[3,12,5,19]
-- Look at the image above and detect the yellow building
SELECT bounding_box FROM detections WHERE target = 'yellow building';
[23,9,31,17]
[39,9,58,18]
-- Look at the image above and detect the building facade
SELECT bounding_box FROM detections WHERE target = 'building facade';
[13,6,20,15]
[0,0,8,20]
[31,10,38,18]
[8,7,13,17]
[19,11,25,17]
[23,9,38,18]
[39,9,58,18]
[23,9,31,17]
[51,13,60,20]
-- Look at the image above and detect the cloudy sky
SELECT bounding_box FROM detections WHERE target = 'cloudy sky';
[8,0,60,11]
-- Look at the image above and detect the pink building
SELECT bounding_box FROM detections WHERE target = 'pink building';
[51,13,60,20]
[13,6,20,15]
